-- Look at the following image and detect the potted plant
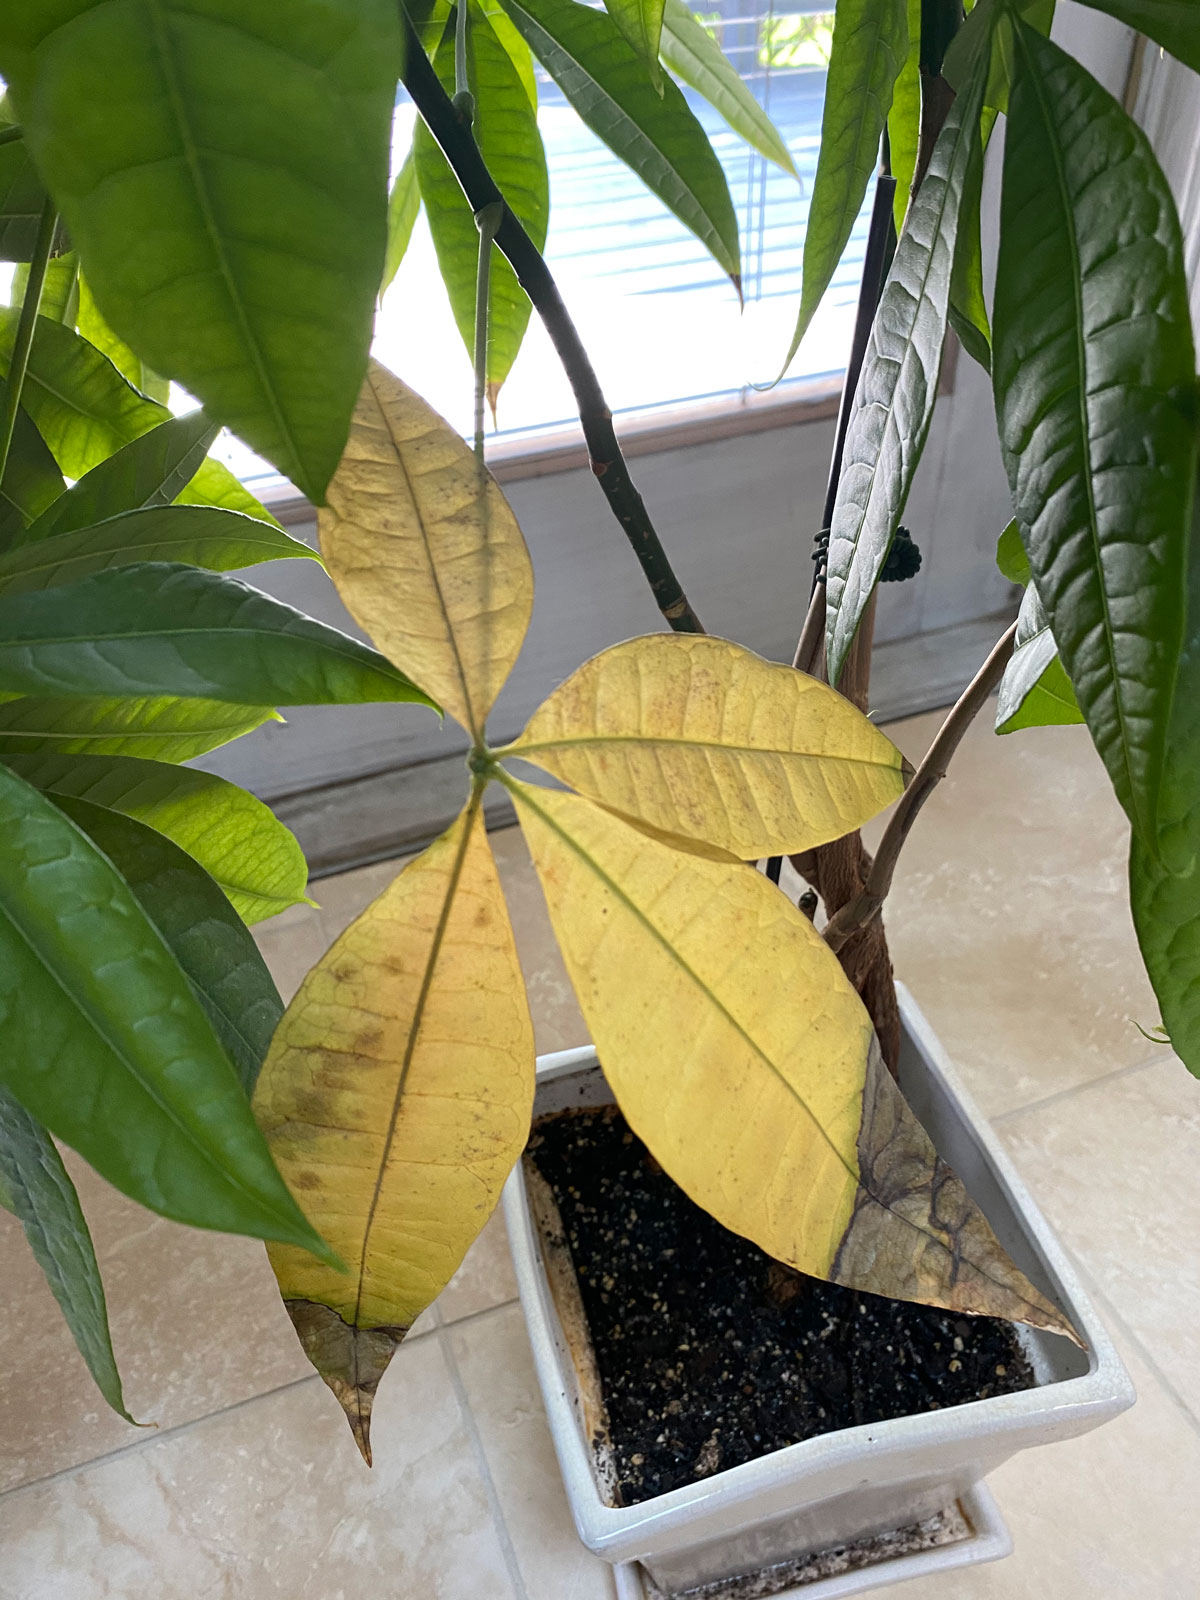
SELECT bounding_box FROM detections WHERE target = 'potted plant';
[0,0,1195,1595]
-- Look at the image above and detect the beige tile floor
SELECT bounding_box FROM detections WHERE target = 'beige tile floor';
[1,709,1197,1598]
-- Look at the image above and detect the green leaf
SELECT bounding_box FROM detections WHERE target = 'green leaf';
[0,0,403,501]
[0,399,64,539]
[78,275,169,406]
[0,507,316,594]
[0,694,277,762]
[482,0,539,104]
[5,752,308,925]
[658,0,796,176]
[50,796,284,1093]
[0,312,273,524]
[13,251,80,324]
[602,0,665,87]
[415,1,549,397]
[825,74,984,686]
[0,111,48,262]
[781,0,907,372]
[382,149,420,298]
[0,1086,132,1419]
[995,581,1083,734]
[0,562,436,709]
[887,0,920,233]
[948,123,991,373]
[1131,462,1200,1076]
[20,409,221,542]
[499,0,741,286]
[1075,0,1199,75]
[993,23,1196,844]
[0,762,330,1252]
[995,518,1030,585]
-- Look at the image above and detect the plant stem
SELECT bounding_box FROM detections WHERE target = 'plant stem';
[452,0,475,123]
[400,13,705,633]
[473,201,504,459]
[0,197,56,495]
[822,620,1018,952]
[0,124,23,148]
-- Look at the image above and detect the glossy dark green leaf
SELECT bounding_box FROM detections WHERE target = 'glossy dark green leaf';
[0,507,315,594]
[825,74,984,686]
[0,0,402,500]
[603,0,664,87]
[1077,0,1199,75]
[0,1086,132,1418]
[499,0,741,285]
[382,149,420,298]
[993,23,1195,844]
[995,580,1083,734]
[0,763,329,1251]
[887,0,920,233]
[0,562,435,709]
[78,274,169,406]
[659,0,795,174]
[0,399,64,540]
[51,797,284,1093]
[781,0,907,371]
[7,752,308,924]
[0,312,271,523]
[1131,464,1200,1075]
[415,1,549,397]
[0,694,277,762]
[20,410,223,542]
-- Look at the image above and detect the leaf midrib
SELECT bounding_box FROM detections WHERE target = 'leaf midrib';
[351,791,484,1330]
[1011,22,1141,834]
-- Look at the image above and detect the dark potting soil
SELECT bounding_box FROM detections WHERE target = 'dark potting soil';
[526,1105,1036,1507]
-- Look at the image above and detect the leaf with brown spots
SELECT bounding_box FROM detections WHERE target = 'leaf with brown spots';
[253,799,535,1461]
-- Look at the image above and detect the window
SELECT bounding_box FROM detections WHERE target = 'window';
[374,3,865,446]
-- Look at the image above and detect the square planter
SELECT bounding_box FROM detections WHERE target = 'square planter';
[502,984,1134,1599]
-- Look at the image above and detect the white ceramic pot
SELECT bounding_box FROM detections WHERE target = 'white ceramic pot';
[502,985,1134,1599]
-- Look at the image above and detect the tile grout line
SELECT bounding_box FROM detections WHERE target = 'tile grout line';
[436,1293,520,1336]
[436,1321,532,1600]
[0,1371,321,1504]
[1067,1255,1200,1442]
[0,1324,449,1507]
[991,1051,1164,1127]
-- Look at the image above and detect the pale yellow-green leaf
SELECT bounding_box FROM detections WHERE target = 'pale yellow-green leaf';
[319,361,533,738]
[253,800,535,1462]
[507,777,1078,1340]
[503,634,909,857]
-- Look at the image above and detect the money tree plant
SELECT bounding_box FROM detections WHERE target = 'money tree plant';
[0,0,1195,1466]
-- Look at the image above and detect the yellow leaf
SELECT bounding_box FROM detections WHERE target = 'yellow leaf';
[319,360,533,738]
[502,634,909,857]
[253,799,535,1462]
[507,777,1079,1341]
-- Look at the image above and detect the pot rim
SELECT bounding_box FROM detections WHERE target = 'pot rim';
[502,984,1135,1554]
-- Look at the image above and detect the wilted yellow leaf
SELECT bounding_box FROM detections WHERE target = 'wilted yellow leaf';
[503,634,909,857]
[507,777,1078,1341]
[253,800,535,1462]
[319,359,533,737]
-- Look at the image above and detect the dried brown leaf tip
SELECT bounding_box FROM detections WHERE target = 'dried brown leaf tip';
[286,1301,409,1467]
